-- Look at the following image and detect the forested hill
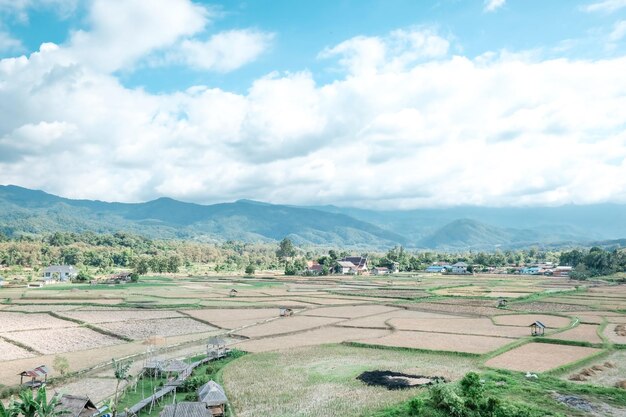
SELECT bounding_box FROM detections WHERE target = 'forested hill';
[1,185,626,250]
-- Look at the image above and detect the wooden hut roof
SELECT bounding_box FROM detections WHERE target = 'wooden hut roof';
[197,381,227,407]
[208,337,225,346]
[160,403,212,417]
[529,321,546,328]
[160,359,189,373]
[56,394,97,417]
[18,365,49,378]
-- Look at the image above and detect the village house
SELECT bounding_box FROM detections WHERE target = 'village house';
[450,262,468,274]
[520,266,544,275]
[337,256,369,274]
[43,265,77,282]
[371,266,390,275]
[0,276,5,287]
[552,266,572,277]
[337,261,358,274]
[425,264,449,273]
[305,261,323,275]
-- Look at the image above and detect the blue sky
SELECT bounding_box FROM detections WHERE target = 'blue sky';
[1,0,626,208]
[3,0,625,93]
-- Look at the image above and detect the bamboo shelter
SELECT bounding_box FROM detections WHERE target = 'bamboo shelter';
[197,381,228,417]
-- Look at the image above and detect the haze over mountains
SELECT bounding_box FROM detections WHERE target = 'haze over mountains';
[1,185,625,250]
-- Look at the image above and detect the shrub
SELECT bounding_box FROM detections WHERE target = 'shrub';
[407,397,424,416]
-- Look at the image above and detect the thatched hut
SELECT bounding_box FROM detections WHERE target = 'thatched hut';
[279,307,293,317]
[497,298,508,308]
[55,395,97,417]
[228,289,238,297]
[529,321,546,336]
[197,381,227,417]
[18,365,49,387]
[160,403,212,417]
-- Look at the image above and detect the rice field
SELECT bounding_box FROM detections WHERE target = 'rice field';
[2,327,123,354]
[485,343,601,372]
[96,317,217,340]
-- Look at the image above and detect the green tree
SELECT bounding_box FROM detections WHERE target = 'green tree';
[53,355,70,376]
[276,238,296,261]
[112,359,132,417]
[245,264,256,275]
[133,256,150,275]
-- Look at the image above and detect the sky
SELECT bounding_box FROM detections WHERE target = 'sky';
[0,0,626,209]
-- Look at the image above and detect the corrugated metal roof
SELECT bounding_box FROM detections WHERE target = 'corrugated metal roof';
[198,381,227,406]
[160,403,212,417]
[19,365,49,378]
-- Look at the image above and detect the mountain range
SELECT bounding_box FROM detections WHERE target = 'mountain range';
[1,185,625,250]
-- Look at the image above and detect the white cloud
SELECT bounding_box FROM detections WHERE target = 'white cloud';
[64,0,210,72]
[609,20,626,41]
[319,28,449,76]
[171,29,274,71]
[2,20,626,208]
[0,0,78,22]
[484,0,506,12]
[0,29,22,52]
[583,0,626,13]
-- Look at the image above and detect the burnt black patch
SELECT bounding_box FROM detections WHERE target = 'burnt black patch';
[357,370,447,390]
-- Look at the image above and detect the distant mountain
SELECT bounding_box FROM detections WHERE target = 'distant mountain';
[0,185,405,248]
[1,185,626,250]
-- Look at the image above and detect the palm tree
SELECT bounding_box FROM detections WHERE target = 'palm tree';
[16,389,38,417]
[0,398,19,417]
[34,387,65,417]
[112,359,132,417]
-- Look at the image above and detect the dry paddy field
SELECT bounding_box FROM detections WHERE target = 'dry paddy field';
[2,327,122,354]
[492,314,572,328]
[551,324,603,344]
[222,344,478,417]
[389,317,529,338]
[96,317,217,340]
[235,316,343,338]
[485,343,601,372]
[58,309,184,323]
[235,326,390,353]
[360,331,514,354]
[0,312,76,332]
[300,304,399,318]
[0,337,35,360]
[182,308,284,329]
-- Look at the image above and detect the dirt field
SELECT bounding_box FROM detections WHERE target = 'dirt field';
[0,338,34,360]
[2,327,123,354]
[337,309,460,329]
[551,324,603,343]
[235,316,343,338]
[360,330,514,354]
[235,326,390,353]
[604,323,626,344]
[301,304,400,318]
[485,343,601,372]
[182,308,284,329]
[59,309,184,323]
[492,314,572,328]
[0,312,77,332]
[96,317,217,340]
[389,317,528,338]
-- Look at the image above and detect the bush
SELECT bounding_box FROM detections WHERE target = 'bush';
[407,398,424,416]
[245,264,256,275]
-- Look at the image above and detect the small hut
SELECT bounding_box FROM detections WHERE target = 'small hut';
[19,365,49,387]
[229,289,238,298]
[197,381,228,417]
[207,337,226,358]
[529,321,546,336]
[160,359,189,377]
[279,307,293,317]
[160,402,212,417]
[497,298,508,308]
[55,394,98,417]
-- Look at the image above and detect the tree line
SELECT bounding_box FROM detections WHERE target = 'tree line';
[1,232,625,280]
